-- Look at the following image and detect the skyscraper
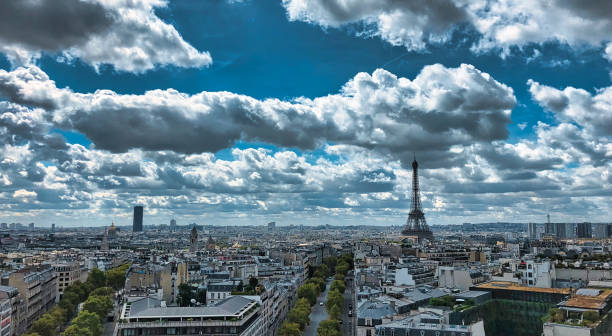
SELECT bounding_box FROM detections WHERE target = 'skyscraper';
[133,206,143,232]
[170,219,177,232]
[190,226,198,252]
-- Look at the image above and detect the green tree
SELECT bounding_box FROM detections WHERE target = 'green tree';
[196,289,207,305]
[298,283,319,306]
[177,283,195,306]
[70,311,102,336]
[88,268,106,288]
[105,270,125,290]
[287,307,310,330]
[326,289,343,311]
[328,303,342,320]
[307,277,326,292]
[63,325,94,336]
[317,319,341,336]
[314,264,329,278]
[23,333,41,336]
[29,314,59,336]
[279,321,302,336]
[248,276,259,291]
[330,280,345,294]
[83,295,113,319]
[323,256,338,273]
[90,287,114,297]
[582,310,598,322]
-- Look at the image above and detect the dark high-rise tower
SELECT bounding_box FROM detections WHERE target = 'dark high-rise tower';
[401,157,433,241]
[133,206,143,232]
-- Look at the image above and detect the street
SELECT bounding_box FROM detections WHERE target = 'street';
[303,279,332,336]
[342,271,355,336]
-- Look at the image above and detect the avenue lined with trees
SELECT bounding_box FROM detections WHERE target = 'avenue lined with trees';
[23,263,129,336]
[279,253,354,336]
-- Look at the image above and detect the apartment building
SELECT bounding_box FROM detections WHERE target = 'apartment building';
[53,262,88,302]
[117,296,265,336]
[1,266,57,330]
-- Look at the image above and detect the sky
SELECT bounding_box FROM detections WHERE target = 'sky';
[0,0,610,227]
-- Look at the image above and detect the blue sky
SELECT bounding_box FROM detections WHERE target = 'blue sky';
[0,0,610,226]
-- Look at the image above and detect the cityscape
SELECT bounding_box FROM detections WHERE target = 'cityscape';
[0,1,611,336]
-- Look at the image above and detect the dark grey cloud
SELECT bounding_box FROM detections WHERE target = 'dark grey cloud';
[0,64,515,164]
[0,0,113,51]
[0,0,211,72]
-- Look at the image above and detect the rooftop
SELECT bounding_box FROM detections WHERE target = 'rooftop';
[562,288,612,310]
[475,281,572,295]
[124,296,257,319]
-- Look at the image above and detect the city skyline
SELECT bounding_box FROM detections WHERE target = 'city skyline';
[0,1,611,227]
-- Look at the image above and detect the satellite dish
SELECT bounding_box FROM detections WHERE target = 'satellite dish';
[190,298,196,304]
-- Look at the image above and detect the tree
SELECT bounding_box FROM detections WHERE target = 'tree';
[237,280,244,292]
[323,256,338,273]
[307,277,326,292]
[59,297,77,319]
[314,264,329,278]
[90,287,114,297]
[105,271,124,290]
[248,276,259,291]
[317,319,341,336]
[83,295,113,319]
[298,283,319,306]
[49,307,68,324]
[29,315,59,336]
[178,283,195,306]
[88,268,106,288]
[70,311,102,336]
[63,325,94,336]
[330,280,345,294]
[279,321,301,336]
[583,310,598,322]
[196,289,207,305]
[326,290,343,311]
[328,303,342,320]
[335,262,349,277]
[287,307,310,330]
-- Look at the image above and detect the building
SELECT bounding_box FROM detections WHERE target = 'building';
[1,266,57,331]
[516,260,556,288]
[529,222,546,240]
[267,222,276,232]
[207,281,237,306]
[190,226,198,252]
[375,311,486,336]
[543,288,612,336]
[53,262,88,302]
[357,300,396,336]
[472,281,571,304]
[577,222,592,238]
[0,298,11,336]
[101,227,109,251]
[438,267,486,291]
[0,286,21,336]
[116,296,265,336]
[170,219,177,232]
[133,205,144,232]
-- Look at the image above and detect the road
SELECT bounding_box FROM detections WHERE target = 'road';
[342,271,355,336]
[303,279,332,336]
[102,296,122,336]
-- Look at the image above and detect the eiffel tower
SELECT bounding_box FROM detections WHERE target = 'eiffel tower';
[401,157,434,241]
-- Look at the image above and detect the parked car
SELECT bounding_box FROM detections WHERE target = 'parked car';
[320,302,324,306]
